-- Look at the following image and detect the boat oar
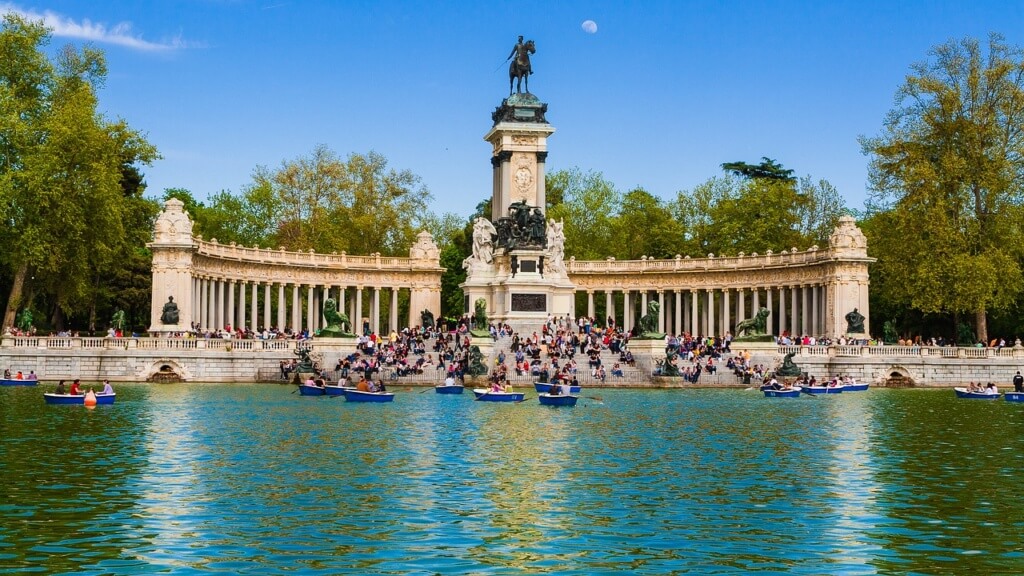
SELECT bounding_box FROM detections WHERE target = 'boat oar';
[515,395,532,403]
[584,395,603,402]
[291,388,298,394]
[420,388,433,393]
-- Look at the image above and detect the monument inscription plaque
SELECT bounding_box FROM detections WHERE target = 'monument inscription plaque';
[511,293,546,312]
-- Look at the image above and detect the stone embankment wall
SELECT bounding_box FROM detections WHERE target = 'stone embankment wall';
[2,336,1022,386]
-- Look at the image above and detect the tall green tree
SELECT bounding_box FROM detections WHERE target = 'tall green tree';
[861,34,1024,342]
[721,157,796,182]
[545,168,620,259]
[0,14,157,329]
[613,188,685,259]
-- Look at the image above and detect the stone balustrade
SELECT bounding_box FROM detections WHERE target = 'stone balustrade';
[567,247,830,274]
[195,239,427,270]
[0,336,302,351]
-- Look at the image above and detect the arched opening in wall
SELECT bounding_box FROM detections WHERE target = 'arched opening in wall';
[885,367,915,388]
[148,363,183,383]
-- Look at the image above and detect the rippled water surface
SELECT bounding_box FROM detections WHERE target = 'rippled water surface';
[3,384,1024,574]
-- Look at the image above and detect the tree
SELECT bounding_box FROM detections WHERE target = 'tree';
[721,157,796,182]
[860,34,1024,342]
[613,188,685,259]
[0,15,157,329]
[545,168,620,259]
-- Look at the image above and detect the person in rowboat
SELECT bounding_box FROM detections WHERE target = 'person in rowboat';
[55,380,66,394]
[985,382,998,394]
[69,379,82,395]
[101,380,113,395]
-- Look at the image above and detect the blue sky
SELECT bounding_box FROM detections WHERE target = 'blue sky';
[5,1,1024,217]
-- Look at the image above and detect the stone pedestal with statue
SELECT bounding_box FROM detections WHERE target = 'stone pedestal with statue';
[460,89,576,333]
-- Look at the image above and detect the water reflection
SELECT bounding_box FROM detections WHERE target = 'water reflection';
[4,385,1024,574]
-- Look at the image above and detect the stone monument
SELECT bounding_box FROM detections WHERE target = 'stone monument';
[148,198,195,334]
[460,37,576,332]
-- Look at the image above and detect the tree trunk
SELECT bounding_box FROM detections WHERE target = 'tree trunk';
[50,304,64,333]
[2,263,28,329]
[976,309,988,346]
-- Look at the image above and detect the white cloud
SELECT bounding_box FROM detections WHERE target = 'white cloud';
[1,3,195,51]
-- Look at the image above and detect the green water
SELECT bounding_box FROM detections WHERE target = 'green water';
[1,384,1023,574]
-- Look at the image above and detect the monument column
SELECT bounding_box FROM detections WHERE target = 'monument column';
[656,290,665,333]
[587,291,595,319]
[801,285,810,336]
[372,287,381,335]
[791,285,798,337]
[148,198,196,333]
[264,284,271,331]
[765,288,773,335]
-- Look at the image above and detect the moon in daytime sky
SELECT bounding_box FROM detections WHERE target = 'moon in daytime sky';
[581,20,598,34]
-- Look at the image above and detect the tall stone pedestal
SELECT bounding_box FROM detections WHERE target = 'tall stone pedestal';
[461,93,575,335]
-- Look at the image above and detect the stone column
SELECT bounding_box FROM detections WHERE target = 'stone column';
[764,288,773,335]
[197,278,206,329]
[238,281,246,331]
[372,287,381,335]
[535,151,547,210]
[801,285,810,336]
[706,289,715,336]
[657,290,665,333]
[266,282,274,332]
[623,291,631,332]
[390,288,399,332]
[674,290,682,336]
[276,283,286,330]
[786,282,794,334]
[690,290,698,335]
[640,291,648,322]
[251,283,258,331]
[227,281,235,330]
[737,288,746,324]
[192,277,200,328]
[587,291,595,319]
[212,280,221,331]
[812,284,819,337]
[355,287,363,335]
[322,286,330,329]
[289,284,299,332]
[723,288,731,335]
[306,285,315,332]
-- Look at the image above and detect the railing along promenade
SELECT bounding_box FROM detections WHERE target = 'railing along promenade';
[2,336,1021,360]
[195,239,416,269]
[566,246,833,274]
[0,336,295,351]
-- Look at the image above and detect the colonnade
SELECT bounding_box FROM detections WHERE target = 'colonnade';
[579,284,831,338]
[189,277,412,335]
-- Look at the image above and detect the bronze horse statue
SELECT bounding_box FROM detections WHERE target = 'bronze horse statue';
[509,39,535,95]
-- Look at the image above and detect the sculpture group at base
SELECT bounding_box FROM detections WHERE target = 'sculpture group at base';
[160,296,179,325]
[318,298,353,337]
[635,301,665,339]
[733,307,772,342]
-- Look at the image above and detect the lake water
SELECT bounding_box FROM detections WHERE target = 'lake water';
[2,384,1024,575]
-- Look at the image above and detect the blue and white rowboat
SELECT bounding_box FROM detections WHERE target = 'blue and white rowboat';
[954,387,1001,399]
[538,393,578,406]
[44,393,116,405]
[342,389,395,402]
[435,384,465,394]
[764,388,801,398]
[298,384,325,396]
[472,389,525,402]
[1004,392,1024,402]
[534,382,581,394]
[1,378,36,386]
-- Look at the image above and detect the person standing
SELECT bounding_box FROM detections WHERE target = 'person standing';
[1014,371,1024,393]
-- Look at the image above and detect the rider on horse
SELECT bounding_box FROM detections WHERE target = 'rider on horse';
[508,35,535,94]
